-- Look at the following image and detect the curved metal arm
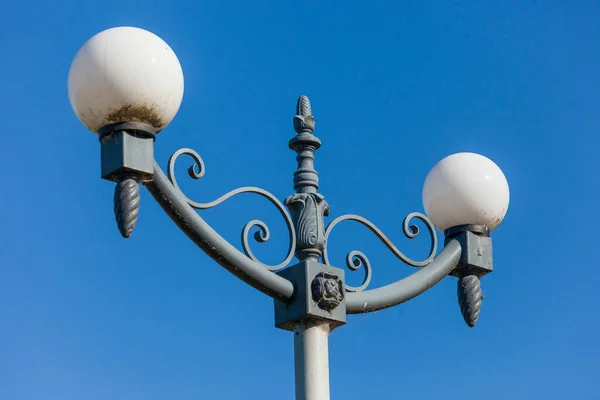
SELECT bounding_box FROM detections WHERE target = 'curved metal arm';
[167,148,296,271]
[323,212,438,292]
[345,239,461,313]
[144,161,295,302]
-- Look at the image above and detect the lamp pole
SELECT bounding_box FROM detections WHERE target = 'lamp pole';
[68,27,510,400]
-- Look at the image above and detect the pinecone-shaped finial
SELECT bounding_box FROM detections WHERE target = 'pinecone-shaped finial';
[457,274,483,327]
[297,95,312,116]
[114,177,140,238]
[294,95,315,134]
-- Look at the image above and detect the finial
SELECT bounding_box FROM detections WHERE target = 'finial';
[297,95,312,116]
[114,177,140,238]
[457,275,482,327]
[293,95,315,134]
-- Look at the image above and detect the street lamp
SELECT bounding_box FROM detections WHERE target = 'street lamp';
[68,26,510,400]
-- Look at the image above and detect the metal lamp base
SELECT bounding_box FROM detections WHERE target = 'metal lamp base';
[99,121,156,238]
[445,225,493,327]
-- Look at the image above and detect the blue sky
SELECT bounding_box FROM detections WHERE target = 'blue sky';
[1,1,599,399]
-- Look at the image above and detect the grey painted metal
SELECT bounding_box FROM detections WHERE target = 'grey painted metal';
[345,239,462,313]
[286,193,330,262]
[294,321,331,400]
[144,162,295,301]
[446,228,493,278]
[274,260,346,331]
[98,121,157,139]
[290,95,320,194]
[446,227,493,327]
[445,224,490,238]
[87,93,503,400]
[323,212,438,292]
[100,127,156,238]
[311,272,344,312]
[287,96,330,263]
[166,148,296,271]
[92,95,500,327]
[100,130,154,182]
[282,96,340,400]
[457,275,482,327]
[113,177,140,238]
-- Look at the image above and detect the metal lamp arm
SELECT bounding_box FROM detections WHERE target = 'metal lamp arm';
[100,123,296,302]
[145,160,295,302]
[345,240,461,313]
[99,96,491,332]
[322,212,439,292]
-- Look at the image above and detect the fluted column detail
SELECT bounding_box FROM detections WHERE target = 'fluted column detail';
[288,95,329,261]
[286,192,329,261]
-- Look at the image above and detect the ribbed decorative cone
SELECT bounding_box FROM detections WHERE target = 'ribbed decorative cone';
[457,275,483,327]
[114,178,140,238]
[297,95,312,116]
[293,95,315,134]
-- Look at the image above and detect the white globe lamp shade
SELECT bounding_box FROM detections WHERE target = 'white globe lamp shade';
[68,26,184,133]
[422,152,510,232]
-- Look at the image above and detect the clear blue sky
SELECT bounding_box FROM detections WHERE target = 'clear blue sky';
[1,1,598,399]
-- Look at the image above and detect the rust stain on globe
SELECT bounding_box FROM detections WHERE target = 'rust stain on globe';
[104,105,164,131]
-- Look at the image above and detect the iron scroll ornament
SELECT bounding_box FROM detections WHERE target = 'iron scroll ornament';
[322,212,438,292]
[167,148,296,271]
[92,95,469,316]
[146,151,462,313]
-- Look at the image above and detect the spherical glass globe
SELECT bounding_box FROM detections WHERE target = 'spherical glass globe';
[68,26,184,133]
[422,152,510,232]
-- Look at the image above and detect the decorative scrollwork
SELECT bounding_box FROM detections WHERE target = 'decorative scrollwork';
[167,148,296,271]
[322,212,438,292]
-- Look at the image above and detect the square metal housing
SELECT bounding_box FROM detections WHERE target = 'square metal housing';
[448,231,493,278]
[100,132,154,182]
[274,260,347,331]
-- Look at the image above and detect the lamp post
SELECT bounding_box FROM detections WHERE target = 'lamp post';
[68,27,510,400]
